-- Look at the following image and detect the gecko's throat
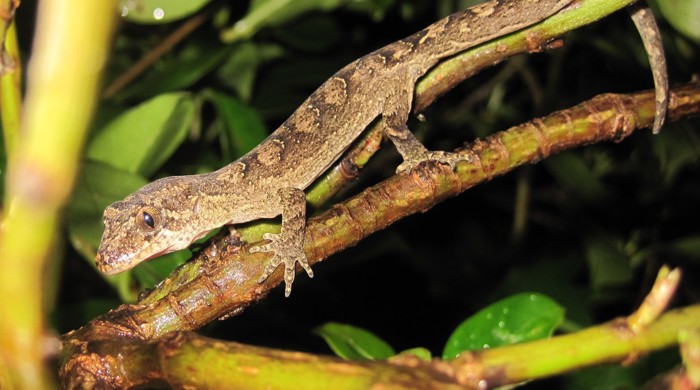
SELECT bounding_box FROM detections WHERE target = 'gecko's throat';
[95,246,168,275]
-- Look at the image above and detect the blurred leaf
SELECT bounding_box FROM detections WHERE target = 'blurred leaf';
[587,149,616,177]
[655,0,700,43]
[133,250,193,289]
[544,152,608,202]
[585,236,635,291]
[118,42,232,99]
[564,364,641,390]
[314,322,396,361]
[220,0,345,42]
[650,128,700,185]
[254,55,348,117]
[663,235,700,263]
[52,299,121,333]
[216,42,284,101]
[87,93,194,177]
[345,0,395,20]
[66,162,149,302]
[564,349,680,390]
[68,161,148,224]
[270,14,341,52]
[202,90,269,160]
[443,293,564,359]
[67,162,148,255]
[67,224,137,302]
[119,0,212,24]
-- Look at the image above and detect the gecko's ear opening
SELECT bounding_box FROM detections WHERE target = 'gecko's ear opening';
[192,195,201,215]
[137,206,161,232]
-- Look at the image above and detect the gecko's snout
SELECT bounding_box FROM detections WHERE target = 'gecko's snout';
[95,247,136,276]
[95,251,119,275]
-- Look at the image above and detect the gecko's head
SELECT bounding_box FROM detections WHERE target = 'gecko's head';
[95,177,204,275]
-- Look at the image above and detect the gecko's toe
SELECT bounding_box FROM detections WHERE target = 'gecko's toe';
[299,259,314,278]
[283,267,296,297]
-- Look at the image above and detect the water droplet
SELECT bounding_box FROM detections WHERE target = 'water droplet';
[120,0,135,17]
[153,7,165,20]
[498,321,505,328]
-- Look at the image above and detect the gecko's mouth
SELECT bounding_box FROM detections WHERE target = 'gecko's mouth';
[95,245,170,275]
[95,251,139,275]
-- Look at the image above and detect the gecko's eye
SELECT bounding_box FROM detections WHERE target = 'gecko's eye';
[137,206,161,231]
[143,212,155,228]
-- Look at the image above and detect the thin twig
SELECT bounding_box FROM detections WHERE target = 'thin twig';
[102,9,212,99]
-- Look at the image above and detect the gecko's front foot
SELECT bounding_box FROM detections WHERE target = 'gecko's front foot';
[396,150,470,174]
[251,232,314,297]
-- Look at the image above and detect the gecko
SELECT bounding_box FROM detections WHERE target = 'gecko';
[96,0,577,297]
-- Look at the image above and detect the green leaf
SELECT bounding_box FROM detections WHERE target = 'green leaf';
[564,365,641,390]
[132,250,193,289]
[650,129,700,185]
[344,0,396,21]
[67,227,137,302]
[202,90,268,160]
[87,93,194,177]
[656,0,700,43]
[663,234,700,263]
[67,161,148,247]
[270,14,341,52]
[584,236,634,291]
[216,42,284,102]
[314,322,396,361]
[492,256,592,327]
[544,152,608,202]
[443,293,564,359]
[66,162,149,302]
[220,0,345,42]
[119,0,213,24]
[118,43,231,99]
[52,298,121,333]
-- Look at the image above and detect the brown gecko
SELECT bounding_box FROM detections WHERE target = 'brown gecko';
[98,0,662,297]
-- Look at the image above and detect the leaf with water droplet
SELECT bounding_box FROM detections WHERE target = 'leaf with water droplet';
[119,0,212,24]
[442,293,564,359]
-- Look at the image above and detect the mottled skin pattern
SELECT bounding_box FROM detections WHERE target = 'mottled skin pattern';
[97,0,573,296]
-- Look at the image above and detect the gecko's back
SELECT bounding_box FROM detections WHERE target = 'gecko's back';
[231,0,572,192]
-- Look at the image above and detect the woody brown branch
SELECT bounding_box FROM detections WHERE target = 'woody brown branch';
[60,280,700,388]
[61,83,700,358]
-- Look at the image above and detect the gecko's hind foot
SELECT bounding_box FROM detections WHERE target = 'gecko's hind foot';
[251,232,314,297]
[396,151,470,174]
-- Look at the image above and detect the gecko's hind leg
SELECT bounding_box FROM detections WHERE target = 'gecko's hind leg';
[384,114,469,174]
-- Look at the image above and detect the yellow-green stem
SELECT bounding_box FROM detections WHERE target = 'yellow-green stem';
[0,20,21,159]
[0,0,116,388]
